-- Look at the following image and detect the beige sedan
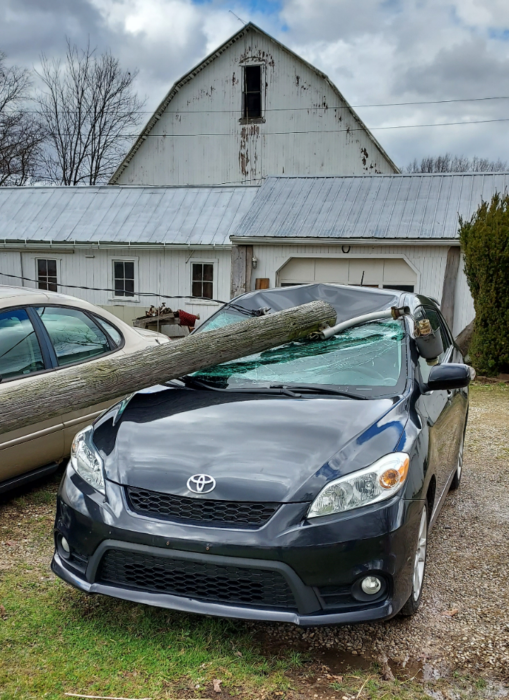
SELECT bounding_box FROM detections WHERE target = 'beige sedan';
[0,285,169,493]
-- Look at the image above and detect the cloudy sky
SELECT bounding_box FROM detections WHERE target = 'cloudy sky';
[2,0,509,169]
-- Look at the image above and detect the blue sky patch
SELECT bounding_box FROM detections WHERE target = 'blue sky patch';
[488,27,509,41]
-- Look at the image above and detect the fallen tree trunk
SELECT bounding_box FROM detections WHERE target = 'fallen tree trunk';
[0,300,336,435]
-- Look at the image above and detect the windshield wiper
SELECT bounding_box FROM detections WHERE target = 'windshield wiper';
[182,376,301,397]
[269,384,367,400]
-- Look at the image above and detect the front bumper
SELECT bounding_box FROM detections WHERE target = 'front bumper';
[52,468,424,626]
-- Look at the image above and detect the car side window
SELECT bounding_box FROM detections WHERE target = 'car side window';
[414,307,449,383]
[35,307,112,367]
[0,309,45,380]
[93,316,123,348]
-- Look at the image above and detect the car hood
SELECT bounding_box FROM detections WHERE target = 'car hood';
[93,386,407,503]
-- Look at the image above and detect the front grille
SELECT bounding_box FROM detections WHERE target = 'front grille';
[126,486,280,528]
[98,549,297,610]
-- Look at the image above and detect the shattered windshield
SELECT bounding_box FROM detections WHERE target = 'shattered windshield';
[194,311,407,395]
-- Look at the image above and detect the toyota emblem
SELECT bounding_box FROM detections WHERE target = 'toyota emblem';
[187,474,216,494]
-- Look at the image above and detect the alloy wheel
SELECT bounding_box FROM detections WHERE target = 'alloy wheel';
[413,508,428,601]
[456,437,464,480]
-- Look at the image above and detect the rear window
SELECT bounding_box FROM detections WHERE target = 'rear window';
[36,307,111,366]
[0,309,45,380]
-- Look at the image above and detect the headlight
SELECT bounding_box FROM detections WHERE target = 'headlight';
[308,453,410,519]
[70,426,105,494]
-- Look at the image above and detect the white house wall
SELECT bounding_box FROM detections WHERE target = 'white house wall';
[249,243,474,336]
[0,248,229,325]
[117,30,396,187]
[453,258,475,335]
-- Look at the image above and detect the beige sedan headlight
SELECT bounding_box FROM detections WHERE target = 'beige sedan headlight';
[70,426,105,494]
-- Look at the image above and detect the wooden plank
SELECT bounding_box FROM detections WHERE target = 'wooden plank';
[441,246,461,328]
[0,300,336,435]
[230,245,247,298]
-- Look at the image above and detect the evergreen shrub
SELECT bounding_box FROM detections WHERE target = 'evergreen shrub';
[459,192,509,375]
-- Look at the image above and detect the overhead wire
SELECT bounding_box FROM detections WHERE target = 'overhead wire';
[0,271,258,315]
[9,117,509,140]
[5,94,509,114]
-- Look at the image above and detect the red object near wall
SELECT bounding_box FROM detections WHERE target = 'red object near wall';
[177,310,200,327]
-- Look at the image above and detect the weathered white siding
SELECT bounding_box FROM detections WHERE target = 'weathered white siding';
[0,247,231,326]
[116,27,396,187]
[248,243,474,336]
[453,257,475,335]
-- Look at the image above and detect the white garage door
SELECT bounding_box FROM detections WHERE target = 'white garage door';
[278,257,416,292]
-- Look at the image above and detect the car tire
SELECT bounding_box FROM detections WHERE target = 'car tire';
[400,503,428,617]
[449,433,464,491]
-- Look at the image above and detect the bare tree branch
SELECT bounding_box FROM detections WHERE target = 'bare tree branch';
[36,40,145,185]
[0,51,45,186]
[405,153,508,173]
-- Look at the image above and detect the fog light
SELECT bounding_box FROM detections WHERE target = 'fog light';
[60,536,70,554]
[361,575,382,595]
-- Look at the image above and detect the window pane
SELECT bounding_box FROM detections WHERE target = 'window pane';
[192,281,202,297]
[245,66,261,92]
[202,282,213,299]
[246,93,261,118]
[37,259,58,292]
[192,263,203,281]
[114,262,124,279]
[124,279,134,295]
[203,264,214,282]
[114,279,124,295]
[94,317,123,348]
[36,307,111,367]
[124,262,135,279]
[0,309,44,380]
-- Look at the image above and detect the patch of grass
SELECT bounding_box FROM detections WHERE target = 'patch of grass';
[471,381,509,395]
[0,565,300,699]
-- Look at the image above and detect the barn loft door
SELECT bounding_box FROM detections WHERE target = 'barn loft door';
[278,257,416,292]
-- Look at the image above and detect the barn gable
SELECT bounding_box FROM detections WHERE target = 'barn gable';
[110,23,398,187]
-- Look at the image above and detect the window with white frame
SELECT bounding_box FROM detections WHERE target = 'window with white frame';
[113,260,135,298]
[243,65,262,119]
[191,262,214,300]
[37,259,58,292]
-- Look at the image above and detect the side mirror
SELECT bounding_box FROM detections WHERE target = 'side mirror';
[426,363,475,392]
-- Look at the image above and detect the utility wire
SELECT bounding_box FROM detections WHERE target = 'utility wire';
[5,95,509,114]
[41,116,509,138]
[14,116,509,141]
[0,271,258,315]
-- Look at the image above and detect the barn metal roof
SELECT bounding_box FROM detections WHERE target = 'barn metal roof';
[0,185,258,246]
[233,173,509,241]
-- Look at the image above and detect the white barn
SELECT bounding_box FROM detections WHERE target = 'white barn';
[110,22,398,187]
[230,173,509,338]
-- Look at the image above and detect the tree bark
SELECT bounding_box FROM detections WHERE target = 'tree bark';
[0,300,336,435]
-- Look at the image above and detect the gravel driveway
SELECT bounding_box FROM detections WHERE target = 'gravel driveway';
[260,383,509,680]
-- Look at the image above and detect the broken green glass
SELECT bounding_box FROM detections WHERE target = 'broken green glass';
[194,319,406,389]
